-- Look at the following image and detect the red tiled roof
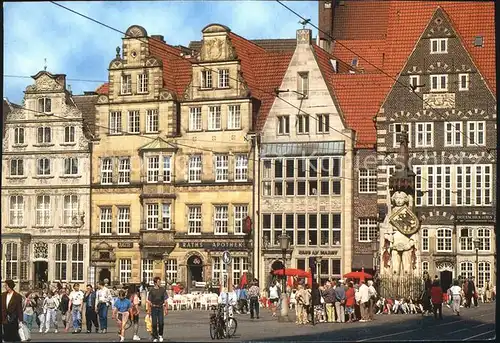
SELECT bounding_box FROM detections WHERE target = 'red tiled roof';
[331,74,392,148]
[333,40,387,73]
[95,83,109,94]
[149,38,192,98]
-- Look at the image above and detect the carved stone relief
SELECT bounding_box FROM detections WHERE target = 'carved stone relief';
[27,74,64,92]
[145,57,161,67]
[423,93,455,109]
[97,95,109,104]
[203,38,224,60]
[33,242,49,260]
[159,90,174,101]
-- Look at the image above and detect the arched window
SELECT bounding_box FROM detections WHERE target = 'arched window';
[459,261,473,280]
[478,262,491,289]
[436,228,452,252]
[421,228,429,251]
[477,229,491,251]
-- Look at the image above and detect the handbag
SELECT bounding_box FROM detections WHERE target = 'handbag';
[145,314,152,333]
[19,321,31,342]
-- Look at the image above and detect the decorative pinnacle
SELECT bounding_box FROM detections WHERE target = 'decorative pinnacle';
[44,58,47,71]
[116,46,121,58]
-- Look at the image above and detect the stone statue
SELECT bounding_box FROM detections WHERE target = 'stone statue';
[383,191,419,277]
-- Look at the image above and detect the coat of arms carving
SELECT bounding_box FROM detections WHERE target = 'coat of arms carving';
[389,205,420,236]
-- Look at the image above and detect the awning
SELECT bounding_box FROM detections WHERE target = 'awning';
[261,141,345,157]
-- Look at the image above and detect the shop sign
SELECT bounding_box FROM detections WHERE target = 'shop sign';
[118,242,133,248]
[179,241,246,250]
[297,250,339,256]
[456,214,494,222]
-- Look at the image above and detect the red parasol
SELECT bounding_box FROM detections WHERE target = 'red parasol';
[343,268,372,282]
[240,272,248,288]
[272,268,312,286]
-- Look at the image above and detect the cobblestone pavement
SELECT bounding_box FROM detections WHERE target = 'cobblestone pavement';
[29,302,495,342]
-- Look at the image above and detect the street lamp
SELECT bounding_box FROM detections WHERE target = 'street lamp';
[278,233,291,323]
[371,238,379,273]
[162,252,170,287]
[315,256,322,284]
[473,237,480,285]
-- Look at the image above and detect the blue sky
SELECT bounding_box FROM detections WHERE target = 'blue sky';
[3,1,318,104]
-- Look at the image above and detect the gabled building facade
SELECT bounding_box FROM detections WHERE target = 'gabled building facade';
[376,8,496,289]
[256,29,355,284]
[1,71,91,289]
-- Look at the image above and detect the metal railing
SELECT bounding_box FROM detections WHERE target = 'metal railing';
[378,275,424,300]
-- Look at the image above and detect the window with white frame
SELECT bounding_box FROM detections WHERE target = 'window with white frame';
[162,203,171,230]
[101,158,113,184]
[64,126,75,143]
[20,244,28,281]
[467,121,485,146]
[9,196,24,226]
[14,127,25,145]
[421,228,429,251]
[415,122,433,147]
[212,257,227,284]
[455,165,491,206]
[5,242,18,280]
[37,158,51,176]
[214,205,228,235]
[358,218,378,242]
[121,75,132,94]
[218,69,229,88]
[415,166,423,206]
[146,109,159,133]
[189,107,202,131]
[188,155,202,182]
[460,262,474,280]
[477,228,491,251]
[147,156,160,183]
[10,159,24,176]
[422,261,429,274]
[63,195,78,226]
[36,195,51,226]
[444,122,462,146]
[37,127,51,144]
[71,243,84,282]
[478,262,491,289]
[228,105,241,129]
[188,206,202,234]
[118,158,130,184]
[317,114,330,133]
[476,166,489,206]
[418,165,451,206]
[119,259,132,284]
[409,75,421,92]
[128,110,140,133]
[359,168,377,193]
[234,155,248,181]
[55,243,67,281]
[232,257,249,285]
[201,70,212,88]
[138,73,148,93]
[117,207,130,235]
[436,228,452,252]
[297,72,309,97]
[109,111,122,134]
[208,106,222,130]
[430,38,448,54]
[64,157,78,175]
[390,123,411,148]
[430,74,448,91]
[38,97,52,113]
[165,259,178,283]
[233,205,248,235]
[277,116,290,135]
[459,73,469,91]
[142,259,154,285]
[296,114,309,134]
[99,207,112,235]
[215,155,229,182]
[147,204,159,230]
[163,156,171,183]
[459,228,473,251]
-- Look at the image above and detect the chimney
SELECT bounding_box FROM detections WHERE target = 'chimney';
[55,74,67,89]
[297,29,312,45]
[318,1,335,42]
[151,35,165,43]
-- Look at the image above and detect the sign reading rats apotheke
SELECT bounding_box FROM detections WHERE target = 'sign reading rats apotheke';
[456,214,495,222]
[179,241,247,250]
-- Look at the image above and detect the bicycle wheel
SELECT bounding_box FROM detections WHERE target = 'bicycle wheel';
[124,318,132,330]
[209,321,217,340]
[225,317,237,338]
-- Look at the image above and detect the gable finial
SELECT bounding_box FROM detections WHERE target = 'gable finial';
[299,19,311,29]
[116,46,121,58]
[44,58,47,71]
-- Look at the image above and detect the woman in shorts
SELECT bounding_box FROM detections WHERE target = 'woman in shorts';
[112,290,132,342]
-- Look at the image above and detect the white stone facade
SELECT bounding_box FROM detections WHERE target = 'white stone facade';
[1,71,91,289]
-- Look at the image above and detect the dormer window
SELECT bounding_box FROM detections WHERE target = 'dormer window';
[201,70,212,89]
[138,73,148,93]
[430,38,448,54]
[38,98,52,113]
[121,74,132,94]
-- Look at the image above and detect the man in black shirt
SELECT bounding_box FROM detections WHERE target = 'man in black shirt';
[147,277,168,342]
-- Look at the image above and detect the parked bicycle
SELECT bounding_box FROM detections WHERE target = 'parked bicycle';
[209,304,237,339]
